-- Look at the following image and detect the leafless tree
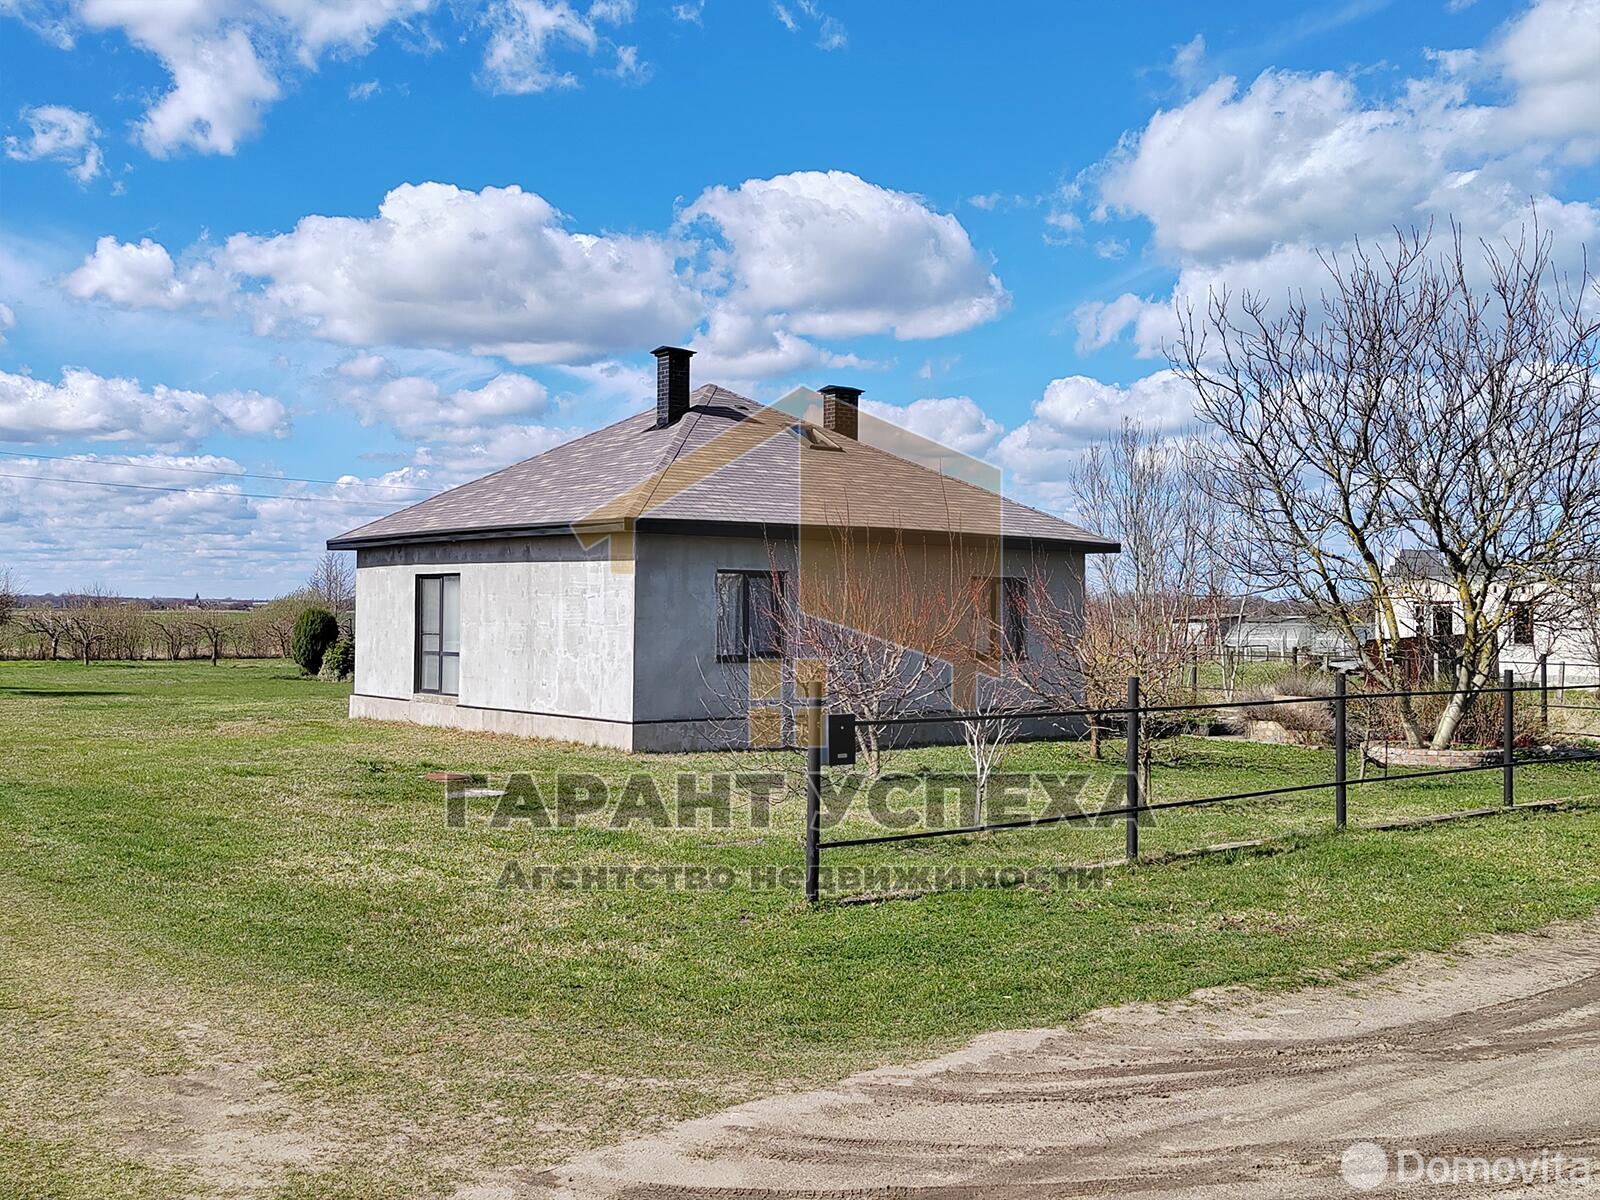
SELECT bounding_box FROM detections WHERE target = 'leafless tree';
[1023,419,1231,757]
[186,611,234,665]
[19,608,66,660]
[249,591,311,659]
[0,566,17,630]
[149,613,194,660]
[782,529,976,776]
[1175,221,1600,748]
[307,552,355,617]
[60,585,120,666]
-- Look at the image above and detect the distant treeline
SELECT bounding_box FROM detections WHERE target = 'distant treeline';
[16,593,264,611]
[1,593,351,663]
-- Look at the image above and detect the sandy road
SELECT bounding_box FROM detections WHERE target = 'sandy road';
[525,920,1600,1198]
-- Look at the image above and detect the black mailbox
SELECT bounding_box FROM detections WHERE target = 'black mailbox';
[824,713,857,766]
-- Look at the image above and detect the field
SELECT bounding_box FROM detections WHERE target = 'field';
[4,660,1600,1198]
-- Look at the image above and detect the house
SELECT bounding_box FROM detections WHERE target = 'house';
[1386,549,1600,686]
[1183,601,1362,664]
[327,347,1119,751]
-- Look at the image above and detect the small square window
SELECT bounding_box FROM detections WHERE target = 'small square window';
[715,570,786,662]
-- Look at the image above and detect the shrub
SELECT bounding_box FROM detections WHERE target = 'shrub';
[291,607,338,675]
[318,637,355,681]
[1233,671,1338,737]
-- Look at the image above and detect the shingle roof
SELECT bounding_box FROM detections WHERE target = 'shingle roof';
[328,385,1117,551]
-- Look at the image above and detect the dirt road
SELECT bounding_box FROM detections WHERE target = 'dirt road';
[523,920,1600,1198]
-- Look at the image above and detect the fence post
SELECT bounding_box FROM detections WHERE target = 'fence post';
[1125,675,1141,863]
[1502,668,1515,809]
[1189,657,1199,701]
[802,680,824,903]
[1334,672,1347,830]
[1540,654,1549,727]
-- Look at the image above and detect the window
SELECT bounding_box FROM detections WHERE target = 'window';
[716,570,785,661]
[416,575,460,695]
[1513,601,1535,646]
[977,577,1027,661]
[1431,603,1454,642]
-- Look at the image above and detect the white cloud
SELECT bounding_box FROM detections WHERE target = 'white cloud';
[772,0,844,50]
[210,182,698,363]
[0,302,13,344]
[2,1,647,158]
[348,79,382,101]
[64,235,231,310]
[994,371,1195,489]
[1493,0,1600,141]
[0,451,434,596]
[4,103,102,181]
[1167,33,1206,94]
[671,0,704,22]
[860,395,1003,457]
[1075,0,1600,356]
[0,366,289,447]
[66,172,1006,381]
[354,370,551,441]
[480,0,637,94]
[684,171,1008,346]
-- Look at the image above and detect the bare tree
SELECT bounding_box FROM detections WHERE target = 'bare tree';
[249,591,311,659]
[60,586,119,666]
[149,613,195,660]
[1176,222,1600,747]
[1023,419,1229,757]
[0,566,17,630]
[19,609,66,660]
[307,552,355,617]
[186,611,234,665]
[781,530,974,776]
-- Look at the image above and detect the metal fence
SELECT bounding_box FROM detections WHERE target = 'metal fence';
[799,671,1600,904]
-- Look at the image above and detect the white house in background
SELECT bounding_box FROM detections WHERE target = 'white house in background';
[328,347,1119,751]
[1388,549,1600,686]
[1184,603,1362,663]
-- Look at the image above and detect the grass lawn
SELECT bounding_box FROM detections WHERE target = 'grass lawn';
[3,659,1600,1198]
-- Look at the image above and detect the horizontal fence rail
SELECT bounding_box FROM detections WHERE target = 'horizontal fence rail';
[801,668,1600,903]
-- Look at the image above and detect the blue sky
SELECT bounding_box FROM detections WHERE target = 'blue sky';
[1,0,1597,596]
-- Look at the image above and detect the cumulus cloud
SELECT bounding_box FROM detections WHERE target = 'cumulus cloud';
[208,182,699,363]
[860,395,1004,457]
[0,366,289,447]
[994,371,1195,495]
[4,103,102,181]
[684,170,1008,349]
[1075,0,1600,356]
[0,451,432,595]
[65,172,1006,380]
[64,235,231,310]
[354,370,552,441]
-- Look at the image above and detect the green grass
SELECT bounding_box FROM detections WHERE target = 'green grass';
[3,659,1600,1198]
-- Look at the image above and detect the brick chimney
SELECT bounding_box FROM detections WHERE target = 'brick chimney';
[818,385,863,440]
[652,345,694,428]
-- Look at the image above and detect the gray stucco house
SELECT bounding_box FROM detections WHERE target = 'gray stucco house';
[328,347,1117,751]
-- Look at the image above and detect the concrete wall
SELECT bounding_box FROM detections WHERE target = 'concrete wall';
[628,531,1091,750]
[351,536,635,746]
[630,531,792,750]
[350,530,1096,752]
